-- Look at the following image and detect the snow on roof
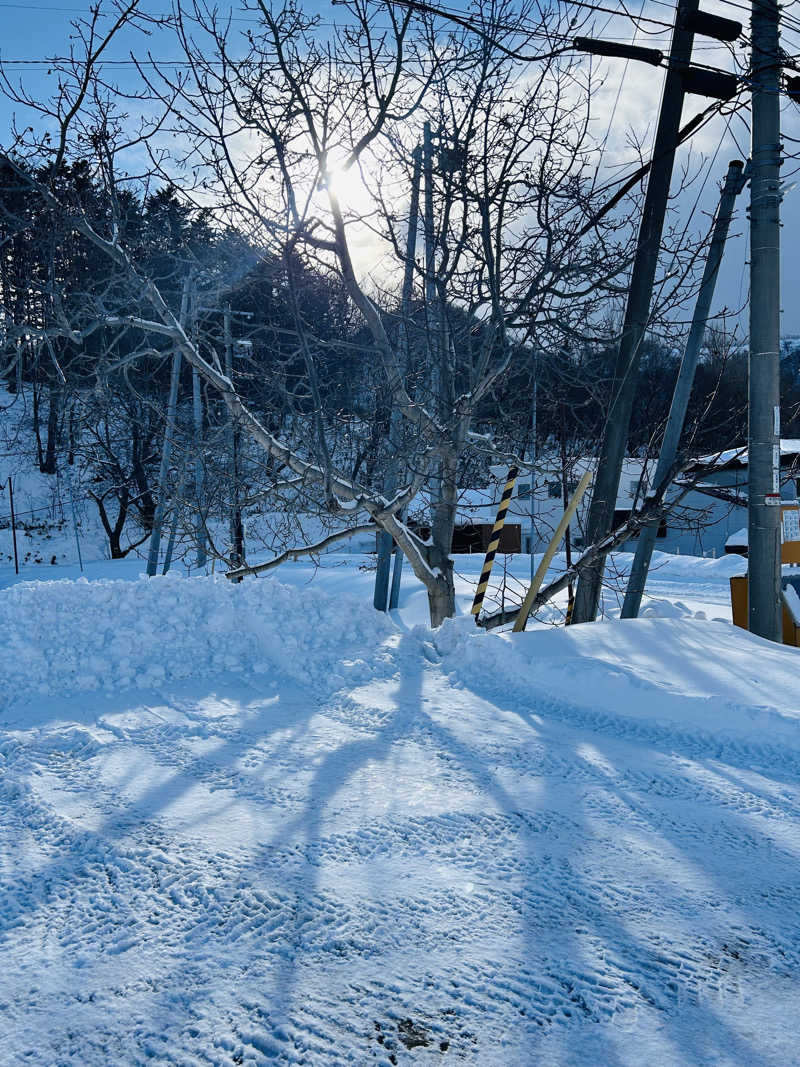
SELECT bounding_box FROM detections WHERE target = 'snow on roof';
[409,485,522,525]
[690,440,800,471]
[411,459,653,526]
[490,456,655,481]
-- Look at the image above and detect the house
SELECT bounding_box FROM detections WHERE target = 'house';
[405,486,522,554]
[492,441,800,559]
[399,442,800,559]
[404,462,669,557]
[683,440,800,556]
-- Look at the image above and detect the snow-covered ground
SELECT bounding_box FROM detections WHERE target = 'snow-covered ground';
[2,552,800,1065]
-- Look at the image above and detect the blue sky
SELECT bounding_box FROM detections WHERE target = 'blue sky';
[0,0,799,336]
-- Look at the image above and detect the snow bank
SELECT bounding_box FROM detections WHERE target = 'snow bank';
[4,574,800,1065]
[640,597,708,619]
[4,558,798,763]
[432,614,800,756]
[618,548,747,580]
[0,572,395,705]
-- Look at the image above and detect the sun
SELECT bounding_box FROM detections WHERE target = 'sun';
[322,163,374,217]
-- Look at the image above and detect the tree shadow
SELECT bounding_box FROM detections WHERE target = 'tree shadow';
[2,628,798,1064]
[445,637,799,1064]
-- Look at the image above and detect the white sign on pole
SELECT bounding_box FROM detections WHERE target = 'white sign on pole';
[783,508,800,543]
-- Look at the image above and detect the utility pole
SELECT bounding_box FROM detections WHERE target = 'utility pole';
[388,512,405,610]
[41,334,83,573]
[622,159,747,618]
[375,144,422,611]
[146,275,189,577]
[421,118,447,550]
[195,301,253,575]
[65,463,83,573]
[559,411,576,621]
[571,0,738,623]
[748,0,783,641]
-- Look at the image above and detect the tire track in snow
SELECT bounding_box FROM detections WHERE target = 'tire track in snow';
[2,641,800,1063]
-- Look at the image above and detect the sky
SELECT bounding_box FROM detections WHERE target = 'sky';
[1,0,800,335]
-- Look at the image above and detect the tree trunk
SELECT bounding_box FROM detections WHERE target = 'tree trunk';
[131,423,156,529]
[424,448,460,625]
[42,383,60,474]
[32,374,45,471]
[68,406,76,465]
[425,552,456,628]
[92,489,130,560]
[108,527,124,560]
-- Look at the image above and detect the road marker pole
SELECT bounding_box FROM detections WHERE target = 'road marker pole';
[471,466,518,620]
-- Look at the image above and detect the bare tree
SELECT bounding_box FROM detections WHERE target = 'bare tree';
[0,0,647,625]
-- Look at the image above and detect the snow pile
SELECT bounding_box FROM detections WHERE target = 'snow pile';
[0,572,396,705]
[622,548,746,580]
[640,597,707,619]
[3,562,800,1063]
[433,613,800,756]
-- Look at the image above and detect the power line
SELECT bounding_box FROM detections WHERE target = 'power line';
[0,2,104,8]
[594,0,649,175]
[0,2,254,18]
[561,0,674,30]
[0,58,199,67]
[0,36,762,68]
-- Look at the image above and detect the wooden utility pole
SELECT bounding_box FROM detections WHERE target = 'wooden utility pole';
[559,416,576,621]
[622,159,747,618]
[747,0,783,641]
[423,121,438,409]
[529,352,538,583]
[571,0,700,624]
[569,4,741,624]
[389,144,425,611]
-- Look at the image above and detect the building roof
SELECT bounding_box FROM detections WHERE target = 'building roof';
[410,456,656,527]
[687,440,800,473]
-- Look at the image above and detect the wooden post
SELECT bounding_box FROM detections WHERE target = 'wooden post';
[513,470,593,632]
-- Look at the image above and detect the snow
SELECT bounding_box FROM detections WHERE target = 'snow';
[691,438,800,469]
[784,583,800,625]
[0,572,394,704]
[2,558,800,1064]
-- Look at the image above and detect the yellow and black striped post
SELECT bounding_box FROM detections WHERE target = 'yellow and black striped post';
[471,466,518,619]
